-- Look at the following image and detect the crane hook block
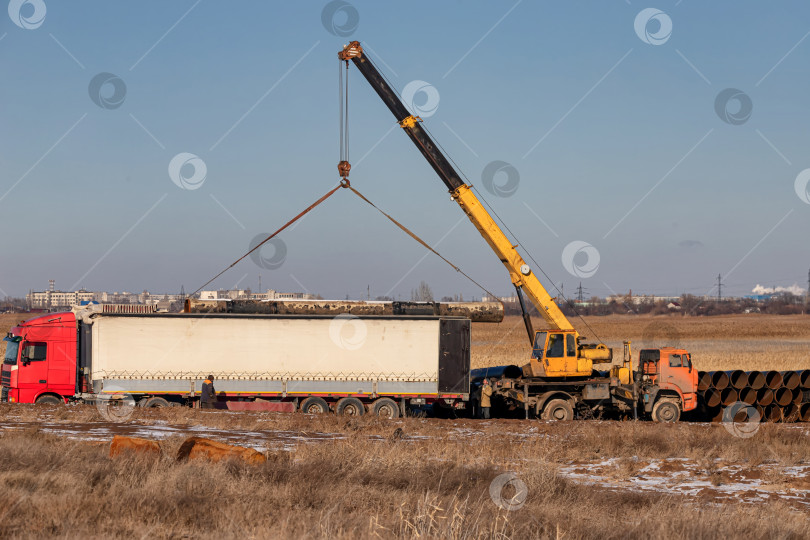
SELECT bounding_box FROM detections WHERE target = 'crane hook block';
[338,41,363,61]
[338,160,352,179]
[399,115,422,129]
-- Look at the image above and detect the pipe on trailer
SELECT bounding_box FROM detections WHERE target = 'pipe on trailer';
[725,370,747,390]
[711,371,730,390]
[697,371,712,391]
[720,388,738,406]
[774,387,792,407]
[747,371,765,390]
[781,371,800,390]
[738,387,757,406]
[756,388,774,406]
[764,371,783,390]
[704,388,721,408]
[764,405,783,423]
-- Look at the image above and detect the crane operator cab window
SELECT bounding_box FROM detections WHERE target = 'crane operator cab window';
[566,334,576,357]
[546,333,564,357]
[531,332,547,359]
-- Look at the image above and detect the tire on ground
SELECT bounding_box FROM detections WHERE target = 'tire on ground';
[371,398,399,419]
[35,394,62,405]
[542,399,574,421]
[335,397,365,416]
[142,397,170,408]
[300,396,329,414]
[652,399,681,423]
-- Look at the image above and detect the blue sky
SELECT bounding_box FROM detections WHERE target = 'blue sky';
[1,1,809,300]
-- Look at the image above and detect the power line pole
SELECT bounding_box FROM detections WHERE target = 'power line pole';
[717,274,723,302]
[576,282,586,303]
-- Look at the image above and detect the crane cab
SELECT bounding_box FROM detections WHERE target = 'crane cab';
[522,330,610,378]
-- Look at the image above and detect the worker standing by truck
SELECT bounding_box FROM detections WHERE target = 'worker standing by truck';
[201,375,216,409]
[480,379,493,419]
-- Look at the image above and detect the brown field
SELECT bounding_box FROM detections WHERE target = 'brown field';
[472,314,810,372]
[1,405,810,539]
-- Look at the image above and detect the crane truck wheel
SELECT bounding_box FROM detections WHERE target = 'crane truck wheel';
[652,399,681,423]
[142,397,170,408]
[300,397,329,414]
[336,397,365,416]
[35,394,63,405]
[371,398,399,419]
[542,399,574,421]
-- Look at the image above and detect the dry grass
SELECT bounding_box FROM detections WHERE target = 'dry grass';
[472,314,810,371]
[1,407,810,539]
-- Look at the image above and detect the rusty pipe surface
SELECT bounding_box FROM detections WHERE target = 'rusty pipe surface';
[711,371,729,390]
[720,388,738,406]
[792,388,804,405]
[775,387,792,407]
[781,370,800,390]
[725,370,747,390]
[755,405,766,422]
[747,371,765,390]
[739,387,757,406]
[703,388,721,408]
[710,407,724,423]
[783,404,801,423]
[764,371,783,390]
[698,371,712,391]
[799,369,810,389]
[756,388,774,406]
[764,405,783,423]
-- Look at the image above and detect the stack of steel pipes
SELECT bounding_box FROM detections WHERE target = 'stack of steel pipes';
[695,369,810,423]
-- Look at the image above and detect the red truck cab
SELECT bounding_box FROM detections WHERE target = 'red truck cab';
[2,312,77,404]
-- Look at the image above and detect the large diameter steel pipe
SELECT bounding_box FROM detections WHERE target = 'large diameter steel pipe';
[726,370,747,390]
[775,387,792,407]
[703,388,721,408]
[710,408,724,422]
[698,371,712,391]
[764,405,783,423]
[711,371,729,390]
[747,371,765,390]
[799,370,810,389]
[739,387,757,406]
[757,388,774,406]
[765,371,783,390]
[784,404,801,423]
[755,405,766,422]
[186,298,505,323]
[792,388,804,405]
[720,388,738,406]
[781,371,800,390]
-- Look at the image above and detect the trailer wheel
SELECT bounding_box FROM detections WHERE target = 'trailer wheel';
[300,397,329,414]
[652,400,680,423]
[336,397,365,416]
[542,399,574,421]
[142,397,170,408]
[35,394,63,405]
[371,398,399,419]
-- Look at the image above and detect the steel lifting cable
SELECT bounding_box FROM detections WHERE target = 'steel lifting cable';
[190,182,346,297]
[347,185,504,308]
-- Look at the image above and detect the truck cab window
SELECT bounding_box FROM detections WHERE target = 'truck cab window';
[22,343,47,363]
[546,334,564,358]
[3,338,20,365]
[669,354,682,368]
[531,332,547,359]
[566,334,576,357]
[683,354,692,368]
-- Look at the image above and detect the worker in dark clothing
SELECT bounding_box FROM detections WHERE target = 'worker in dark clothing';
[200,375,216,409]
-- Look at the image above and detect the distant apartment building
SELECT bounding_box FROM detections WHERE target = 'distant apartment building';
[26,281,184,310]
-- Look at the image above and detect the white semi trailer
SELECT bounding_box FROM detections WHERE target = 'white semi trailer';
[2,305,470,418]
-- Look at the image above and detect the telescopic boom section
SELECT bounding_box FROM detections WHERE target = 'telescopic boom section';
[339,42,575,337]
